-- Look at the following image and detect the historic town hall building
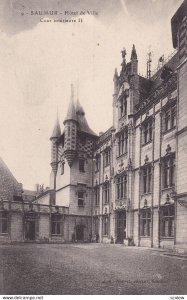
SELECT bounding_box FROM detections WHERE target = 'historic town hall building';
[0,0,187,251]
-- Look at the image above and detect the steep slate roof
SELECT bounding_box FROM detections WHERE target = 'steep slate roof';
[63,85,97,137]
[137,51,179,108]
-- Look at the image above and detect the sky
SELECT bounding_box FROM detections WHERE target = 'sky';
[0,0,183,190]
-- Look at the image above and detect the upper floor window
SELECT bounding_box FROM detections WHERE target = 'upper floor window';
[51,213,62,235]
[163,104,176,133]
[104,149,110,167]
[103,182,110,204]
[140,208,151,237]
[160,205,174,238]
[0,211,8,234]
[116,173,127,200]
[117,130,128,157]
[119,95,127,118]
[142,164,152,194]
[162,155,175,189]
[78,191,84,207]
[142,119,152,145]
[79,159,85,172]
[94,186,100,206]
[95,155,100,172]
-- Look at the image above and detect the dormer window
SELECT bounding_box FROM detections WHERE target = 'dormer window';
[142,119,152,145]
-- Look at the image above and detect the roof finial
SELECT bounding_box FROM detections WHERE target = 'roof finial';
[131,44,137,60]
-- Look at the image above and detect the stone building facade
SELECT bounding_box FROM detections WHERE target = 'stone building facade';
[1,0,187,250]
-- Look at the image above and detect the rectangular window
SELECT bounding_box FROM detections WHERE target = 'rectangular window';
[163,104,176,132]
[142,165,152,194]
[78,191,84,207]
[116,174,127,200]
[103,183,109,204]
[103,216,109,236]
[162,155,175,189]
[117,130,128,157]
[79,159,85,172]
[142,119,152,145]
[0,211,8,234]
[51,214,62,235]
[104,149,110,167]
[95,156,100,172]
[140,209,151,236]
[95,186,100,206]
[160,205,175,237]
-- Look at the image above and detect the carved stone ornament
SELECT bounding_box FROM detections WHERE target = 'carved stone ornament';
[144,155,149,164]
[166,144,171,154]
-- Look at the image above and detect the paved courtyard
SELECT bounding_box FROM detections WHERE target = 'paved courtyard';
[0,243,187,295]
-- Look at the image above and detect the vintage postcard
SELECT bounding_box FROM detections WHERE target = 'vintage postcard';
[0,0,187,297]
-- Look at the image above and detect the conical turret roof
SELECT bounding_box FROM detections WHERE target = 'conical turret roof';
[50,114,61,139]
[75,99,97,136]
[63,84,77,124]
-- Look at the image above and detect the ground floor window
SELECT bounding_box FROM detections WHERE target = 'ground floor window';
[140,208,151,237]
[51,213,62,235]
[160,205,174,238]
[103,216,109,236]
[0,211,8,234]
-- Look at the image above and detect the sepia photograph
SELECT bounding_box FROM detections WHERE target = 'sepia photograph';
[0,0,187,297]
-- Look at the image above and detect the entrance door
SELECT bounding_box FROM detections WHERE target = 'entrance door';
[116,210,126,243]
[25,220,36,240]
[76,225,84,241]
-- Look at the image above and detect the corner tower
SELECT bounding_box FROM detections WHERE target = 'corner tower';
[50,114,61,189]
[63,84,78,167]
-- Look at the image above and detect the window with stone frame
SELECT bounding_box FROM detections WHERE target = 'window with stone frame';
[140,208,151,237]
[142,118,153,145]
[117,129,128,157]
[94,186,100,206]
[162,154,175,189]
[95,155,100,172]
[51,213,62,235]
[103,182,110,204]
[0,211,8,234]
[163,103,176,133]
[78,191,84,207]
[79,159,85,172]
[160,204,175,238]
[116,173,127,200]
[104,148,110,167]
[119,90,129,119]
[142,164,152,194]
[103,215,109,236]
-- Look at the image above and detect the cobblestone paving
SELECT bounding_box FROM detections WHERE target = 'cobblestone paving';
[0,243,187,295]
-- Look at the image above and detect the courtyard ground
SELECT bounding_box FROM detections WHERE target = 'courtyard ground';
[0,243,187,295]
